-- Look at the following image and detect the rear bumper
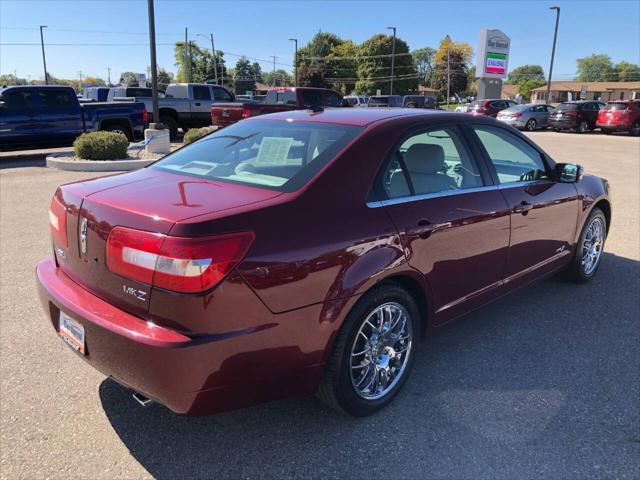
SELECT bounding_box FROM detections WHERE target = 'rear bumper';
[36,257,323,415]
[596,121,631,131]
[497,117,526,128]
[548,118,579,129]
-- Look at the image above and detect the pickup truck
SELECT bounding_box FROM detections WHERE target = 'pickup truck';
[113,83,235,140]
[210,87,343,127]
[0,85,147,151]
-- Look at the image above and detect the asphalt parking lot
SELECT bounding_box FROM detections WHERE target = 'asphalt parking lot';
[1,131,638,479]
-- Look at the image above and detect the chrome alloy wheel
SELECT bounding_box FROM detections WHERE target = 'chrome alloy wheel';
[349,302,413,400]
[582,217,605,275]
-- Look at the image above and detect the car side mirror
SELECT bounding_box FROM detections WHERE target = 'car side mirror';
[556,163,583,183]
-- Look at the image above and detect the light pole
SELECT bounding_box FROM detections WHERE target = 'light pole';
[387,26,396,95]
[289,38,298,86]
[39,25,48,84]
[546,6,560,104]
[271,55,277,86]
[147,0,160,125]
[197,33,218,85]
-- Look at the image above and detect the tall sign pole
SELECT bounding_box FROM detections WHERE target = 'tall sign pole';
[289,38,298,86]
[39,25,49,84]
[387,26,396,95]
[546,7,561,104]
[210,34,218,85]
[147,0,160,125]
[475,29,510,100]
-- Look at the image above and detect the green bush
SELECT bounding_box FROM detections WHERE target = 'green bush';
[73,131,129,160]
[184,127,212,145]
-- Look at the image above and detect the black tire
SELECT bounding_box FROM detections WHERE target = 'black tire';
[602,129,612,135]
[553,128,561,133]
[159,116,178,141]
[631,121,640,137]
[317,282,420,416]
[525,119,537,131]
[102,124,132,141]
[565,208,607,283]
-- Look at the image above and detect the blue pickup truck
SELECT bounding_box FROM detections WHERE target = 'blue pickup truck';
[0,85,147,151]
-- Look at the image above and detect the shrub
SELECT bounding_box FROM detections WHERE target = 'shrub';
[184,127,213,145]
[73,131,129,160]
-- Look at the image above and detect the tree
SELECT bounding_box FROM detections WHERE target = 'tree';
[506,64,545,84]
[326,40,359,94]
[356,34,418,95]
[576,54,615,82]
[234,57,256,94]
[263,69,293,87]
[614,61,640,81]
[518,79,547,101]
[431,36,473,97]
[252,62,263,84]
[157,67,174,86]
[297,32,346,89]
[82,76,106,87]
[411,47,437,87]
[119,71,140,86]
[0,74,27,85]
[174,41,227,83]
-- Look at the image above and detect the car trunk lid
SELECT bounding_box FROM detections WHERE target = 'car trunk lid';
[53,168,280,314]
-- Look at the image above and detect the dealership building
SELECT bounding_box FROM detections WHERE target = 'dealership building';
[531,81,640,103]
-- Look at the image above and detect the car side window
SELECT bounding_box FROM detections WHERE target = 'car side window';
[382,127,484,199]
[0,90,33,110]
[37,89,73,109]
[326,92,343,107]
[212,88,233,101]
[193,86,211,101]
[472,125,549,184]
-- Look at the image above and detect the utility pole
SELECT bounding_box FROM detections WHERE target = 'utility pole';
[106,67,111,86]
[78,70,83,81]
[387,26,396,95]
[39,25,49,84]
[271,55,277,86]
[447,47,451,108]
[147,0,160,125]
[184,27,190,83]
[546,6,561,104]
[289,38,298,86]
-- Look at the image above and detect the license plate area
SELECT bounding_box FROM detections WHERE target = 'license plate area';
[59,311,86,354]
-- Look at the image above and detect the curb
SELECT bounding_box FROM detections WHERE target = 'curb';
[46,153,157,172]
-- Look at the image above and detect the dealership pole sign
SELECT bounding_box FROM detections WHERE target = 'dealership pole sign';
[476,29,510,79]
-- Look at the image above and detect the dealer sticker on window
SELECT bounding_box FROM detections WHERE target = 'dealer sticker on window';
[59,312,85,354]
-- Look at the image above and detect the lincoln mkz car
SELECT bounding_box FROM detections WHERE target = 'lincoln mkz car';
[37,108,611,416]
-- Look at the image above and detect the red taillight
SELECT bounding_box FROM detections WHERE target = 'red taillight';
[106,227,254,293]
[49,196,68,247]
[241,106,252,118]
[142,106,148,123]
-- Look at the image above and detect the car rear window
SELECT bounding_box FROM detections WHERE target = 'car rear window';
[558,103,579,111]
[152,120,363,192]
[607,103,629,111]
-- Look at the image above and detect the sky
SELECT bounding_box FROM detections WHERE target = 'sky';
[1,0,639,83]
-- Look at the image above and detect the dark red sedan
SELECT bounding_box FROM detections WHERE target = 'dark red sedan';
[37,108,611,416]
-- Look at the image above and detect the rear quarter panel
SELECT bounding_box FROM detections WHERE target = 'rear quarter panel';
[573,174,611,242]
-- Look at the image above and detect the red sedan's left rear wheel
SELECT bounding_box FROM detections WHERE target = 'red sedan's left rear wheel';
[317,283,420,416]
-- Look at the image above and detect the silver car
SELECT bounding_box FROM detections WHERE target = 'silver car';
[497,103,554,131]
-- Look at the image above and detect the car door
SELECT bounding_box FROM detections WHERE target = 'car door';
[371,125,511,323]
[189,85,213,127]
[469,124,579,286]
[0,88,38,149]
[33,88,84,145]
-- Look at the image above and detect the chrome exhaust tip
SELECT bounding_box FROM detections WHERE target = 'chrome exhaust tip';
[132,392,153,407]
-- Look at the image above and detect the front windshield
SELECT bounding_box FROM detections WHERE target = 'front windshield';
[152,120,363,192]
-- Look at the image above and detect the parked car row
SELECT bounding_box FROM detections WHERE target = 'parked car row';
[465,97,640,136]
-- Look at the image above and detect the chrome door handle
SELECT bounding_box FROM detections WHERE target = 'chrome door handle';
[513,201,533,215]
[408,220,452,239]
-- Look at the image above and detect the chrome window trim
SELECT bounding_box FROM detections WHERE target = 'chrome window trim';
[366,179,551,208]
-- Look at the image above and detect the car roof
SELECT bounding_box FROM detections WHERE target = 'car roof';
[248,107,477,127]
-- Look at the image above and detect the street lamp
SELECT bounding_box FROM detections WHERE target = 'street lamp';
[39,25,48,84]
[387,26,396,95]
[289,38,298,87]
[147,0,160,125]
[546,6,561,104]
[197,33,218,85]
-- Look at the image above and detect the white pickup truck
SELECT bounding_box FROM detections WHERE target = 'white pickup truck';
[113,83,235,140]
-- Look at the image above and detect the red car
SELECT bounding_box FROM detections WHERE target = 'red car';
[37,109,611,416]
[467,99,517,117]
[597,100,640,136]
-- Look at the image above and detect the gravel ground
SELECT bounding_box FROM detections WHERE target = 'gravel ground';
[1,131,638,479]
